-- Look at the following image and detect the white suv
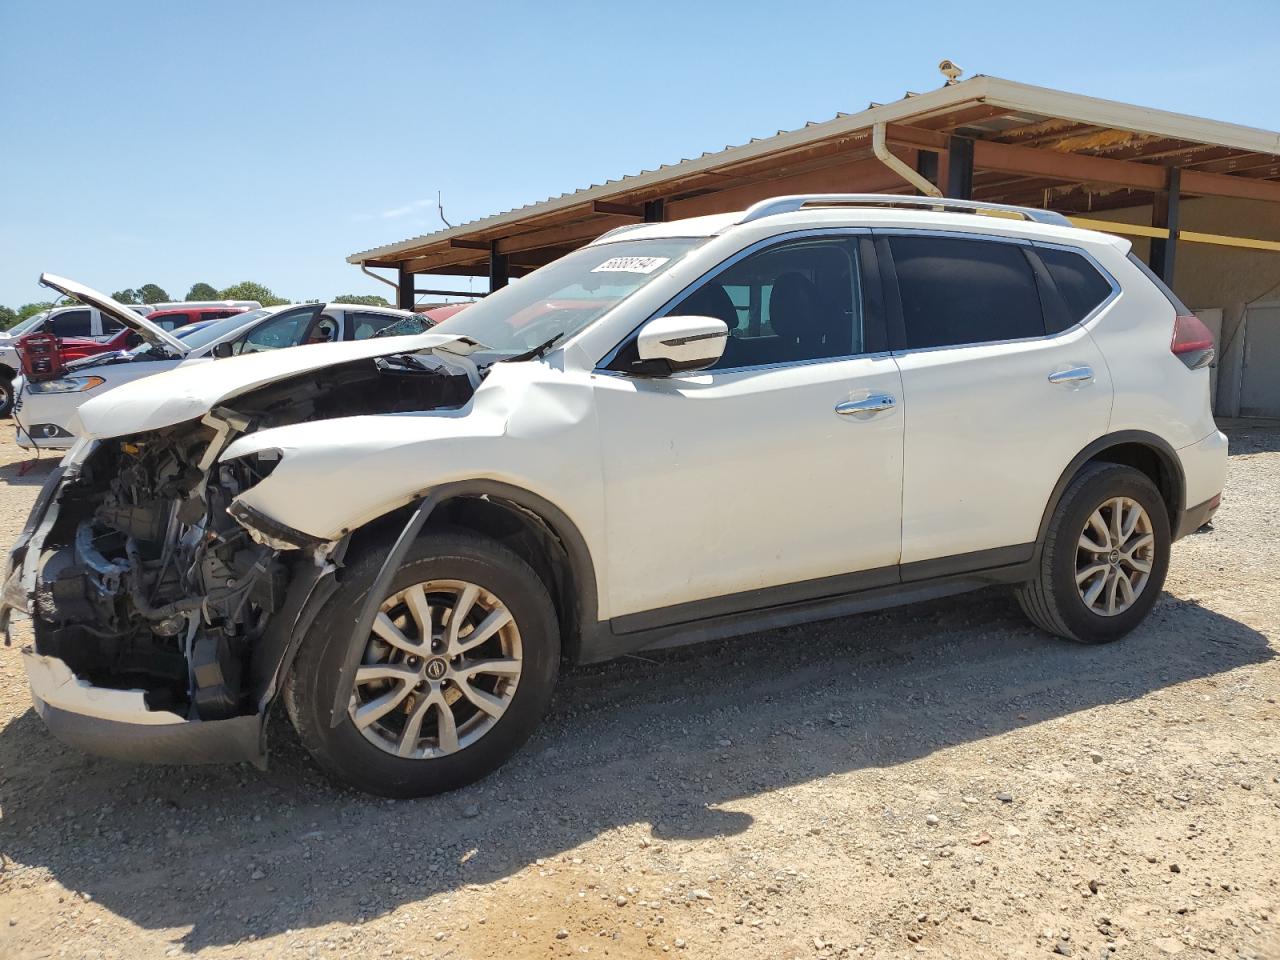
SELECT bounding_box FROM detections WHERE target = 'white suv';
[3,195,1226,797]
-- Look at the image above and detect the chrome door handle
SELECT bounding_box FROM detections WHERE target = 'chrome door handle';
[835,393,896,416]
[1048,365,1094,384]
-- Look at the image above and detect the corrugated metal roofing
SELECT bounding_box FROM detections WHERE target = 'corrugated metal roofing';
[349,75,1280,265]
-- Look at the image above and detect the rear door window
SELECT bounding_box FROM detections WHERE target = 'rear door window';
[235,306,322,354]
[888,235,1045,349]
[49,309,92,338]
[352,311,401,339]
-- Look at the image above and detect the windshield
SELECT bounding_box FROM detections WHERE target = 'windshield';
[429,237,705,355]
[4,312,49,337]
[128,308,271,357]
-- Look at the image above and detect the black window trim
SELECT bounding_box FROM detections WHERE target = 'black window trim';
[596,227,893,376]
[874,228,1120,355]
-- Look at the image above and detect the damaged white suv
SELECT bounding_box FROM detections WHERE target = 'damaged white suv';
[4,195,1226,797]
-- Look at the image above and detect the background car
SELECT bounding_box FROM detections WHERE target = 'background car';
[0,300,260,417]
[51,305,251,363]
[13,280,416,449]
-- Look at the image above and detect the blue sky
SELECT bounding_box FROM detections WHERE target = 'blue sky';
[2,0,1278,307]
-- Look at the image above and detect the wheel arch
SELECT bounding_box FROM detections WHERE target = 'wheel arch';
[1036,431,1185,552]
[345,481,600,667]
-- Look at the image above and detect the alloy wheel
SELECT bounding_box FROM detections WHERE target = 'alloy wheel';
[1075,496,1155,616]
[349,579,523,758]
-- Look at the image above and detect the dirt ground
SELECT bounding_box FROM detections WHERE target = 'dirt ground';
[0,426,1276,960]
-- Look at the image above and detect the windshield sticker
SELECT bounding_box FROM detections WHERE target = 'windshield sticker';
[591,256,670,275]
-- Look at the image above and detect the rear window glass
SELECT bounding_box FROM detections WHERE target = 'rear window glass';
[1038,247,1114,324]
[889,236,1044,349]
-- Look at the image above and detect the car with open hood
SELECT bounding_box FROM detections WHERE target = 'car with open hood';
[12,276,419,449]
[3,195,1226,798]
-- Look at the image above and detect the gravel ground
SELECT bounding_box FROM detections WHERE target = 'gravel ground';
[0,426,1276,960]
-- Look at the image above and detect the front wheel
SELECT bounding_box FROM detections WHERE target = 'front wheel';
[1016,462,1171,644]
[0,377,13,418]
[285,528,560,797]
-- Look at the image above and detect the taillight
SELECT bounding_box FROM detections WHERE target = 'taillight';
[1171,314,1215,370]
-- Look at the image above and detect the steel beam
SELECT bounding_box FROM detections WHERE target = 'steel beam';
[489,240,509,291]
[396,267,414,310]
[1150,168,1182,283]
[946,136,974,199]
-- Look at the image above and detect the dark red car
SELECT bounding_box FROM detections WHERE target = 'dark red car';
[56,306,250,362]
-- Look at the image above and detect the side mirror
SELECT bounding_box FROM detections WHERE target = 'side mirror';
[212,340,235,359]
[633,314,727,376]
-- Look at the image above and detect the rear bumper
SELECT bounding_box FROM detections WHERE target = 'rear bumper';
[1174,429,1228,539]
[23,649,264,766]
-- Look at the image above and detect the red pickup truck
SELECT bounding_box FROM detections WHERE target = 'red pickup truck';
[55,306,249,362]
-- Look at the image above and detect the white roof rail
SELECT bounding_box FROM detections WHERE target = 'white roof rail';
[737,194,1073,227]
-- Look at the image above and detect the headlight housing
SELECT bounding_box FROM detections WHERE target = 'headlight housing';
[26,376,106,394]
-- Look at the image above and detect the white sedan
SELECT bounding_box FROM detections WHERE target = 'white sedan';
[14,275,418,449]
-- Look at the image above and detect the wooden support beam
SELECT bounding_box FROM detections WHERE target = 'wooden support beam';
[665,155,913,220]
[449,238,490,250]
[972,138,1166,190]
[495,216,632,255]
[1181,168,1280,203]
[593,200,645,218]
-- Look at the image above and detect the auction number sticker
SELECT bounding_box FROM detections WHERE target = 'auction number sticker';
[591,256,670,274]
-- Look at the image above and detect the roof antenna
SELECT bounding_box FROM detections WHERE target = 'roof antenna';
[938,59,963,86]
[437,190,453,228]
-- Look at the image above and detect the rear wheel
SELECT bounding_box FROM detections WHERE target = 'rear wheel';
[1016,463,1170,643]
[0,376,13,418]
[285,529,560,797]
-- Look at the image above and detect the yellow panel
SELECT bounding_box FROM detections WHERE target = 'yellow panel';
[1065,218,1280,252]
[1067,217,1170,239]
[1178,230,1280,253]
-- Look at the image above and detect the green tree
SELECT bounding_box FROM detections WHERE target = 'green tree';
[332,293,390,307]
[0,306,17,330]
[220,281,289,307]
[185,282,219,301]
[17,302,55,322]
[138,283,170,304]
[112,288,140,304]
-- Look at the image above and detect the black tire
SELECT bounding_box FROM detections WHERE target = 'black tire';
[0,377,13,418]
[1016,462,1170,644]
[285,528,560,797]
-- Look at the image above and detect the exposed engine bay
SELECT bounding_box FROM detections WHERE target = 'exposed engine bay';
[27,353,475,720]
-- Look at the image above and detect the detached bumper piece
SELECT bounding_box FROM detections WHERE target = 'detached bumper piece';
[23,649,264,766]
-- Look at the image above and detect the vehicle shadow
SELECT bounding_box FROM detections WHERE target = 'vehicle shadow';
[0,447,57,488]
[1225,422,1280,456]
[0,586,1271,950]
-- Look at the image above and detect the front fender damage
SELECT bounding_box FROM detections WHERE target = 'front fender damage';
[15,348,475,765]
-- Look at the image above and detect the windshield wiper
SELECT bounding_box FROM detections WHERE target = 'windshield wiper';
[504,333,564,363]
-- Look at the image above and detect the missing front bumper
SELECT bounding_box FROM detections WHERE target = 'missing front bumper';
[23,649,265,766]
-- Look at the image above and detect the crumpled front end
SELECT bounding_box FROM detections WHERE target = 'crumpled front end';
[4,348,476,765]
[3,422,302,764]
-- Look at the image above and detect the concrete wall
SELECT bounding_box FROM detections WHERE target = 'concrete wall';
[1085,197,1280,417]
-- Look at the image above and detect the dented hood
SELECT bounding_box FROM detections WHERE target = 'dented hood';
[39,273,189,355]
[75,332,477,438]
